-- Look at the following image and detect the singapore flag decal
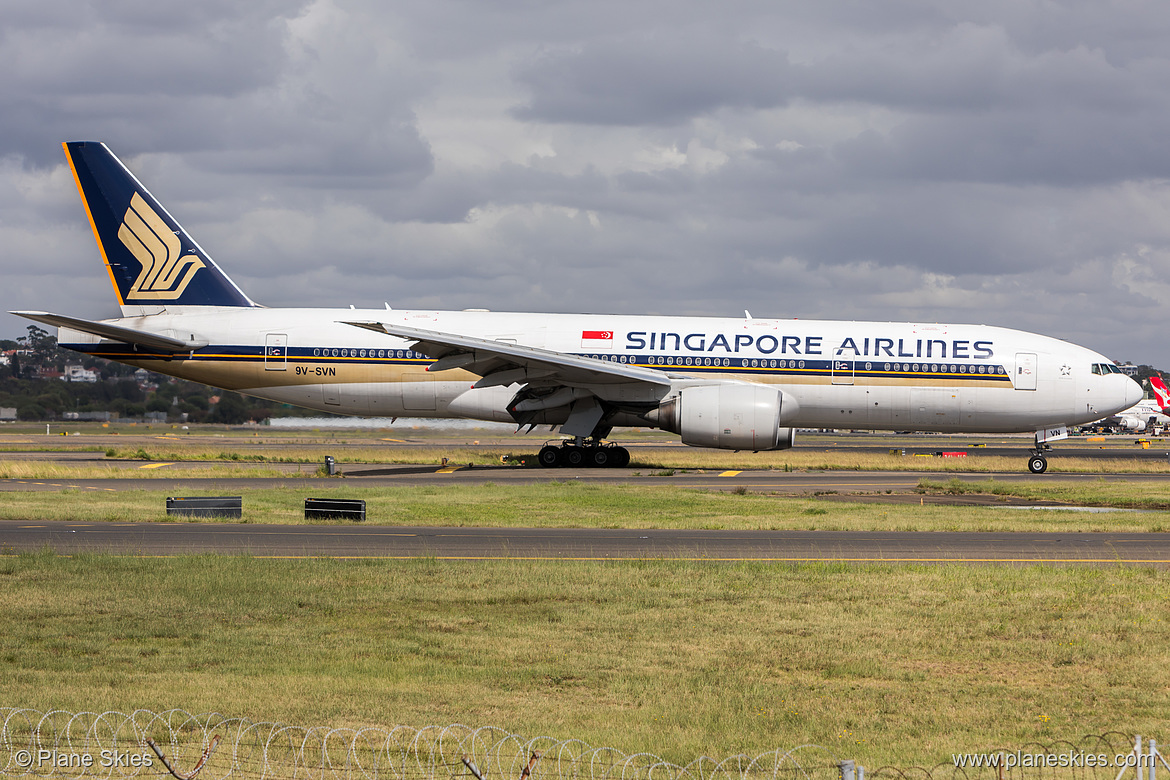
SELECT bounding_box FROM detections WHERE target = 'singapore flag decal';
[580,329,614,350]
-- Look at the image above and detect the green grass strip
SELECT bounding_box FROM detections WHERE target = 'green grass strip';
[1,554,1167,768]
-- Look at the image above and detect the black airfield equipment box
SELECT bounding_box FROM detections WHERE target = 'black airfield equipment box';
[305,498,366,521]
[166,496,243,519]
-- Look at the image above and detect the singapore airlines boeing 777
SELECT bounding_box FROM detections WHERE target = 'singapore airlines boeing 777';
[11,142,1142,473]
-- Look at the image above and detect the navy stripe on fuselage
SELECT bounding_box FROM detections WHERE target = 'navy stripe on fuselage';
[62,343,1014,383]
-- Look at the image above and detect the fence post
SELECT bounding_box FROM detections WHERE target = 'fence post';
[1149,739,1156,780]
[839,760,855,780]
[1119,739,1141,780]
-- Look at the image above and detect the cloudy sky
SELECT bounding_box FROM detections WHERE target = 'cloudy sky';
[3,0,1170,365]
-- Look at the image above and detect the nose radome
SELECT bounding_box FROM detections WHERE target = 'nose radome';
[1124,376,1144,407]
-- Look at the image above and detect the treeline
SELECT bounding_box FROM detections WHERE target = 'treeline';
[0,326,331,423]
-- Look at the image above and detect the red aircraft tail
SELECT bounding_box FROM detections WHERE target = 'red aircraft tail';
[1150,376,1170,410]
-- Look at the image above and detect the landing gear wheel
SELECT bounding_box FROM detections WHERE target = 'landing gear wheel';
[1028,455,1048,474]
[612,447,630,468]
[564,447,586,467]
[538,446,563,468]
[535,449,563,467]
[590,448,611,468]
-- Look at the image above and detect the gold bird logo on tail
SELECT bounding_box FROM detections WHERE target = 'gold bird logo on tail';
[117,192,205,300]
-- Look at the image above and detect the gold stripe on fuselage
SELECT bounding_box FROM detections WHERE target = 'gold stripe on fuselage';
[103,351,1009,394]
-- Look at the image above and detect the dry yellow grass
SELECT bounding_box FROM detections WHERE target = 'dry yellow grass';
[41,445,1170,473]
[0,461,303,480]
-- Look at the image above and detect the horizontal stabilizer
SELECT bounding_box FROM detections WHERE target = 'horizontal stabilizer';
[11,311,207,353]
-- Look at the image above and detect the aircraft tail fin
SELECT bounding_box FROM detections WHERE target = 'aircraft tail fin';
[62,141,257,313]
[1150,376,1170,410]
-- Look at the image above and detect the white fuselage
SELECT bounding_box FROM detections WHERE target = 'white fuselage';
[58,307,1140,435]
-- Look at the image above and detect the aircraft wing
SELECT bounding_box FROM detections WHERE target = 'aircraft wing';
[343,320,673,389]
[11,311,208,353]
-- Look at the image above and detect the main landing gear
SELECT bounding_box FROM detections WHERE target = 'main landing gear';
[537,439,631,469]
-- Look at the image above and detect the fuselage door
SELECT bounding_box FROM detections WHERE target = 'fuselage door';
[265,333,288,371]
[1014,352,1037,390]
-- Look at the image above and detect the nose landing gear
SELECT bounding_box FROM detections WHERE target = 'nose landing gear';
[1026,426,1066,474]
[1027,452,1048,474]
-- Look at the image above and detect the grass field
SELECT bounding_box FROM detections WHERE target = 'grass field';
[1,482,1169,532]
[1,553,1167,769]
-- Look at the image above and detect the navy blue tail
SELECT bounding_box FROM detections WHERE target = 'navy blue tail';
[64,141,256,309]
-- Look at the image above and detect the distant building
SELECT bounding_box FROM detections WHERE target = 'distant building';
[0,408,15,421]
[64,364,98,383]
[1117,363,1139,377]
[133,368,159,391]
[63,411,114,422]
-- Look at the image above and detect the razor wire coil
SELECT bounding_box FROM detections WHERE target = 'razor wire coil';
[0,709,843,780]
[1,710,1154,780]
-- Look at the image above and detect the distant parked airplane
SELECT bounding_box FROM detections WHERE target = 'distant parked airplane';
[1150,376,1170,411]
[1102,376,1170,432]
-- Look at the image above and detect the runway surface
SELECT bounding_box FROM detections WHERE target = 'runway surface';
[3,520,1169,564]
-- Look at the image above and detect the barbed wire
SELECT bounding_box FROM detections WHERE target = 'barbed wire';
[3,710,1163,780]
[0,709,844,780]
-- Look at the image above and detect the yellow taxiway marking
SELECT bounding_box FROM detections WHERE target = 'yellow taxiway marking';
[435,466,463,473]
[138,462,175,469]
[381,438,408,443]
[718,471,742,477]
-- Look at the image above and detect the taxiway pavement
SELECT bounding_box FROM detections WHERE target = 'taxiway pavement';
[3,520,1169,564]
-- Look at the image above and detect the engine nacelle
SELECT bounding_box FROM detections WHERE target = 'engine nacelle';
[645,384,796,451]
[1118,416,1144,431]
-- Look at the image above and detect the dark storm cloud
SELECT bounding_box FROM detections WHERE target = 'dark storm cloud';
[0,2,307,165]
[0,0,432,184]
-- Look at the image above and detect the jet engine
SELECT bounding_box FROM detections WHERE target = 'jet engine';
[1117,417,1145,431]
[643,384,797,451]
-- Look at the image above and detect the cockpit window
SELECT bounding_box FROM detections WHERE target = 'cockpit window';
[1092,362,1124,375]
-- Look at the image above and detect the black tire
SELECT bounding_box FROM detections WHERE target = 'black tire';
[564,447,585,467]
[612,447,630,468]
[538,446,562,468]
[1028,455,1048,474]
[590,448,610,468]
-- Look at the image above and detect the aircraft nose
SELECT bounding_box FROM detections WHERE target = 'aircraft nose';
[1124,376,1143,407]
